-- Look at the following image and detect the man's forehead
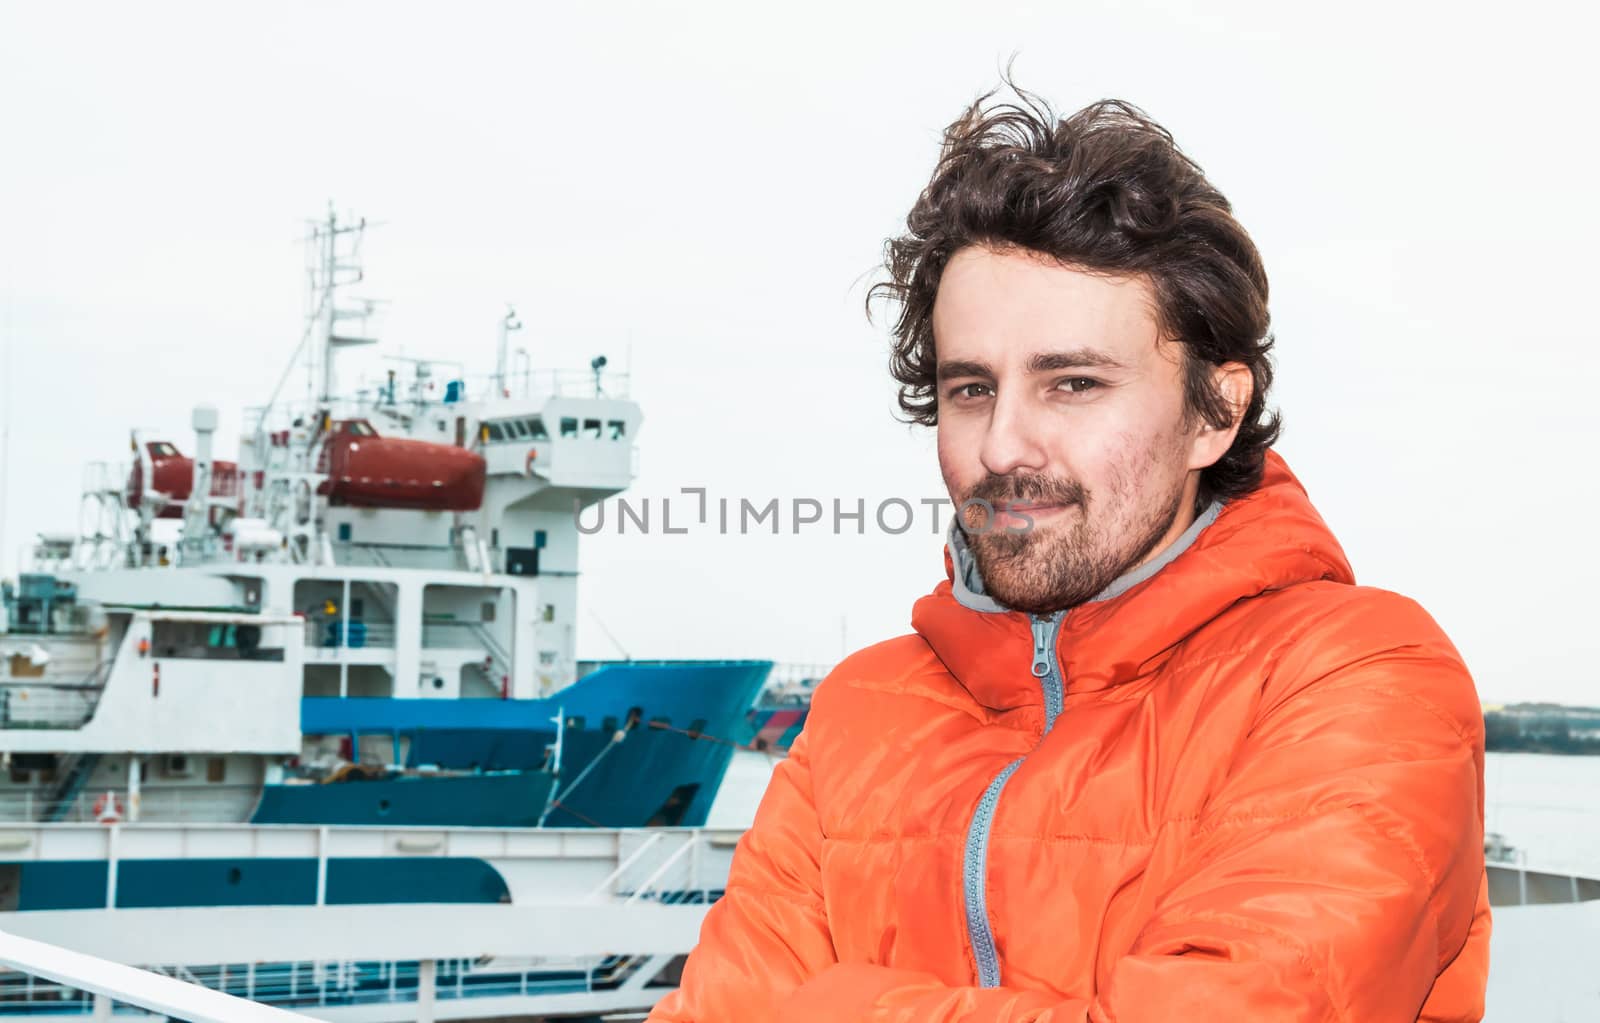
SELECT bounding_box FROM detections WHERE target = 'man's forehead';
[931,248,1166,373]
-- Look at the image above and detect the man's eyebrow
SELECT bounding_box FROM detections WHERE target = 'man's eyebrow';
[936,359,993,382]
[1025,348,1127,373]
[937,349,1127,382]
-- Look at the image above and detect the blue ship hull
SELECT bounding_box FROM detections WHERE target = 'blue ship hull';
[268,659,772,827]
[1,660,770,912]
[250,717,736,828]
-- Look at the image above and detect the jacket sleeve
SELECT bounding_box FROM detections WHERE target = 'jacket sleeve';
[776,595,1489,1023]
[647,726,838,1021]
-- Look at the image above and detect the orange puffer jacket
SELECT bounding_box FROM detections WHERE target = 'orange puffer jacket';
[650,450,1490,1022]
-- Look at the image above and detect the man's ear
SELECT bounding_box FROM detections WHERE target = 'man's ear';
[1188,362,1253,470]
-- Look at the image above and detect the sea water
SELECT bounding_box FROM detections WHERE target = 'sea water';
[1484,751,1600,874]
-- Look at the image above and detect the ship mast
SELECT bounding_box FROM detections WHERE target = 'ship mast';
[307,207,378,406]
[251,206,377,439]
[238,207,383,566]
[495,305,522,398]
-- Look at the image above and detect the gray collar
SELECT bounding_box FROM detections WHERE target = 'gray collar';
[949,499,1224,614]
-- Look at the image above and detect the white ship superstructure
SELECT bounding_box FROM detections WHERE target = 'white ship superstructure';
[67,211,641,702]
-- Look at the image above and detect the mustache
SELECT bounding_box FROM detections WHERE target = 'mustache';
[964,472,1086,509]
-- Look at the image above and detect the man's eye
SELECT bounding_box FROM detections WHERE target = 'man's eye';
[949,383,992,400]
[1057,377,1099,393]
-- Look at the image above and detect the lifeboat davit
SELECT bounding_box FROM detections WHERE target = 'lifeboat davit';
[317,419,485,511]
[126,442,240,518]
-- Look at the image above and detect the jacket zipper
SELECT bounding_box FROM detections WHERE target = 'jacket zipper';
[1030,612,1066,732]
[961,611,1065,988]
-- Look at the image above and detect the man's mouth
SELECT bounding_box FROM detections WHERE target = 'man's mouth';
[991,501,1074,531]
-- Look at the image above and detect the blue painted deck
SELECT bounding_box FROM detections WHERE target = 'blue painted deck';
[301,659,774,743]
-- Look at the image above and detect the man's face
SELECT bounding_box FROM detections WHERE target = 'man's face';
[933,245,1240,614]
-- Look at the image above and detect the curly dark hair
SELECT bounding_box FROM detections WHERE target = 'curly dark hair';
[870,84,1280,506]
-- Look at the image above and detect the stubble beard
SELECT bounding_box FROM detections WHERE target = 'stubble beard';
[965,471,1188,615]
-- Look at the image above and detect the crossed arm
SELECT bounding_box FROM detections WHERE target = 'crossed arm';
[649,615,1490,1022]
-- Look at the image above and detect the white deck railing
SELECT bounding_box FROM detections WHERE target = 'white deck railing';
[0,783,262,823]
[0,952,656,1018]
[0,928,319,1021]
[0,684,101,729]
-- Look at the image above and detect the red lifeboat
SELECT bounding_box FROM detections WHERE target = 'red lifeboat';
[316,419,485,511]
[126,442,240,519]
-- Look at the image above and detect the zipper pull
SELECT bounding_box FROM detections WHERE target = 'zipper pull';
[1030,616,1052,678]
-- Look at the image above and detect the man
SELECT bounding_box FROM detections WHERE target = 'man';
[650,88,1489,1021]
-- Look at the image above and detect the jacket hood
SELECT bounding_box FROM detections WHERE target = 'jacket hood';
[912,449,1354,710]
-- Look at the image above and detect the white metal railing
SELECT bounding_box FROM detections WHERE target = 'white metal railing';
[585,829,740,905]
[0,684,101,729]
[0,929,319,1021]
[0,784,264,824]
[459,367,632,403]
[0,949,649,1016]
[765,662,830,685]
[1484,844,1600,906]
[421,621,487,649]
[759,663,829,707]
[303,619,397,650]
[468,622,512,667]
[193,955,645,1005]
[80,459,129,499]
[247,368,631,433]
[420,621,511,680]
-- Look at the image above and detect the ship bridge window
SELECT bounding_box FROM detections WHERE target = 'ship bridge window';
[482,417,549,443]
[150,442,180,457]
[560,417,578,438]
[583,418,602,439]
[152,620,285,662]
[345,421,377,437]
[607,419,626,440]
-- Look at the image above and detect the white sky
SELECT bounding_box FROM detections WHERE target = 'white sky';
[2,1,1596,705]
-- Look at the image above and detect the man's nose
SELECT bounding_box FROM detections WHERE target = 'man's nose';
[978,391,1048,478]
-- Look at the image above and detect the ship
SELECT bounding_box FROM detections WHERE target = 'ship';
[0,211,782,1019]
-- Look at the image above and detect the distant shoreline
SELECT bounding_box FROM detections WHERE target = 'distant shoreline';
[1485,706,1600,756]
